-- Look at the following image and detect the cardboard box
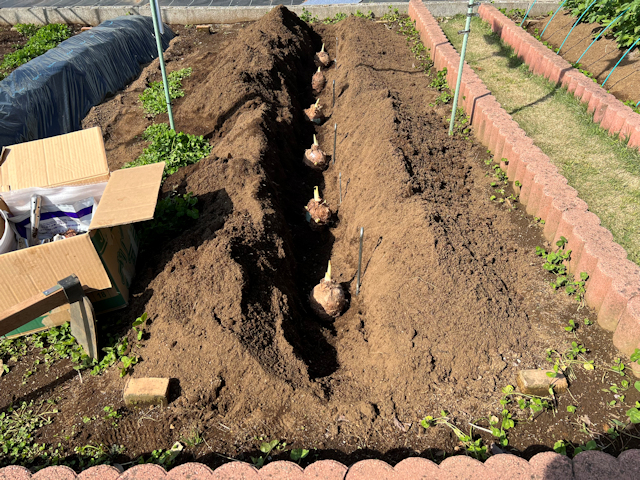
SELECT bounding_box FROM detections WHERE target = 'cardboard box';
[0,127,164,337]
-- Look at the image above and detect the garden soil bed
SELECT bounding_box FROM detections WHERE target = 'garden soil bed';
[2,8,640,470]
[524,11,640,106]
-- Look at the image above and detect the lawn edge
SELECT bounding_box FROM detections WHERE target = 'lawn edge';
[408,0,640,377]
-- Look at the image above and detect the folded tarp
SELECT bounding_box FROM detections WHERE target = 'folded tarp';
[0,16,174,149]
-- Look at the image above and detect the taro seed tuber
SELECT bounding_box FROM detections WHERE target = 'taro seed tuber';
[304,99,323,124]
[312,67,326,94]
[305,186,331,230]
[314,43,330,68]
[310,261,346,320]
[303,134,328,170]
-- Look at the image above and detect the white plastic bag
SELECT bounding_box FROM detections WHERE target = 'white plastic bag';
[0,209,16,254]
[9,197,96,246]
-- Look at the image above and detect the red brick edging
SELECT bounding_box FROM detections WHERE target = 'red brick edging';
[478,4,640,150]
[407,0,640,376]
[2,450,640,479]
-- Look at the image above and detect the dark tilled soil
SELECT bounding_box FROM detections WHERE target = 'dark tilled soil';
[525,11,639,106]
[2,9,640,471]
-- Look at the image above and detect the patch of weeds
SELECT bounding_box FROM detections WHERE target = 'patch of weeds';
[384,12,433,75]
[429,68,452,106]
[137,442,183,468]
[251,438,287,468]
[181,429,204,448]
[624,100,640,115]
[421,412,486,460]
[136,192,199,247]
[535,237,589,305]
[14,23,40,38]
[300,8,319,23]
[452,107,471,138]
[125,123,211,180]
[139,67,192,116]
[323,12,348,24]
[0,24,71,78]
[354,10,374,20]
[74,444,125,470]
[103,406,121,427]
[0,399,58,466]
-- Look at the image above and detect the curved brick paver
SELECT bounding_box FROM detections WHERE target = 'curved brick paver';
[3,451,640,479]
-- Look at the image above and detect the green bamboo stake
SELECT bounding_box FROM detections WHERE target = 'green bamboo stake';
[149,0,175,131]
[449,0,477,136]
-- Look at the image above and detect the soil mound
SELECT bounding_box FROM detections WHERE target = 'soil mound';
[70,9,579,460]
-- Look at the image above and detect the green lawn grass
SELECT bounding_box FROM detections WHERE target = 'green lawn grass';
[441,16,640,265]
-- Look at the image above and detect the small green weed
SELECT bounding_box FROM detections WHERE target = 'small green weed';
[251,438,287,468]
[137,442,183,468]
[421,412,486,460]
[323,12,348,24]
[125,123,211,180]
[290,448,309,463]
[139,68,192,116]
[535,237,589,305]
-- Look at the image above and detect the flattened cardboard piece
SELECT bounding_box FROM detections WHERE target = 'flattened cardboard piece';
[0,127,109,191]
[90,162,165,230]
[0,233,111,312]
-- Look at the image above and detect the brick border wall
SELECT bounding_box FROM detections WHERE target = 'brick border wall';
[478,4,640,150]
[408,0,640,376]
[2,449,640,479]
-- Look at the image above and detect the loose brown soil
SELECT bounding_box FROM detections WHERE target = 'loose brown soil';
[3,9,640,471]
[525,11,640,106]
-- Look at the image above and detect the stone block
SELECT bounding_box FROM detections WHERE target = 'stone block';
[124,377,170,407]
[517,370,568,396]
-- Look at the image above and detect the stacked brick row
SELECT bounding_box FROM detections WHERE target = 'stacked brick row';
[2,449,640,479]
[479,4,640,150]
[408,0,640,376]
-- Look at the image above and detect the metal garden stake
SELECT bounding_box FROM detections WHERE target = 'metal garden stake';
[339,172,342,205]
[333,80,336,107]
[333,123,337,164]
[356,227,364,296]
[149,0,175,131]
[449,0,478,136]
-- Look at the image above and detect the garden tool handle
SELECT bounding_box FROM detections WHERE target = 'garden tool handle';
[0,275,83,337]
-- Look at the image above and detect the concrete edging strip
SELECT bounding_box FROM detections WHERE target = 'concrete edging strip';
[408,0,640,377]
[0,2,562,26]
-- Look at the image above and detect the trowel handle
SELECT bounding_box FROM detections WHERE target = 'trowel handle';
[0,285,68,337]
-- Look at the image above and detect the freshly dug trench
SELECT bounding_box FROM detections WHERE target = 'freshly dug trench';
[304,99,324,124]
[312,66,326,94]
[309,261,346,320]
[314,43,330,67]
[303,134,328,170]
[305,186,331,230]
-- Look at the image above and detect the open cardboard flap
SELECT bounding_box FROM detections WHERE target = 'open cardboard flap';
[0,127,110,191]
[0,233,111,311]
[90,162,165,230]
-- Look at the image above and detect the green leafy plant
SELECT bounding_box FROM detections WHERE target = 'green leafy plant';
[132,312,147,341]
[564,0,640,48]
[136,192,199,246]
[138,442,183,468]
[251,439,287,468]
[300,8,319,23]
[323,12,348,24]
[421,412,486,460]
[139,68,192,116]
[354,10,374,20]
[535,237,589,305]
[290,448,309,463]
[0,24,71,78]
[14,23,40,38]
[125,123,211,180]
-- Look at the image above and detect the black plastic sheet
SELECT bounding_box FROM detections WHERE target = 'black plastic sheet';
[0,16,174,149]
